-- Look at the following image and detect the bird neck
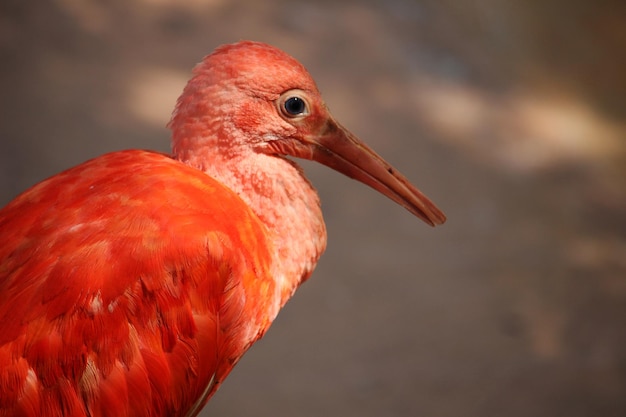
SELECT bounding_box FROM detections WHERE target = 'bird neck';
[177,148,327,314]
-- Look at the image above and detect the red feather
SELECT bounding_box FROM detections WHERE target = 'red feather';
[0,41,444,416]
[0,151,275,416]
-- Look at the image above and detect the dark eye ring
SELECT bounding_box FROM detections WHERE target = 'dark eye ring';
[277,90,310,119]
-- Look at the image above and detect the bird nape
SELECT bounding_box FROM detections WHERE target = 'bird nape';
[0,41,445,417]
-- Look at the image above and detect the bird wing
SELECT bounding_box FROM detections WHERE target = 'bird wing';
[0,150,276,417]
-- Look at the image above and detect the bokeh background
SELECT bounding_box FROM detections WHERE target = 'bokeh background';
[1,1,626,416]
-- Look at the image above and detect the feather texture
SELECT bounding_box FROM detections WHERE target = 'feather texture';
[0,40,444,417]
[0,151,276,416]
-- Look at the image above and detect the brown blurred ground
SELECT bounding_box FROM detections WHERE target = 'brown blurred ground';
[1,1,626,416]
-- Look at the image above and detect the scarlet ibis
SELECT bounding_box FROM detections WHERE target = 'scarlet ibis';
[0,41,445,416]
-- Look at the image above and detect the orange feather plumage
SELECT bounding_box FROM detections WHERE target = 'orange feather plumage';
[0,41,444,417]
[0,150,276,416]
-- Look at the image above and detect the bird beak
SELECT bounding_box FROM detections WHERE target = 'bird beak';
[270,117,446,227]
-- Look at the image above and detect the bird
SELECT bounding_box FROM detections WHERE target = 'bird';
[0,41,446,417]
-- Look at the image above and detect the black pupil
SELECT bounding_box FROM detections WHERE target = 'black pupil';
[284,96,305,115]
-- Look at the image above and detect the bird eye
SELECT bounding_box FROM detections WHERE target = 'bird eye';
[277,91,310,119]
[284,97,306,116]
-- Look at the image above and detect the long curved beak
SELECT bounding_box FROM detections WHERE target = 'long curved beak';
[270,117,446,227]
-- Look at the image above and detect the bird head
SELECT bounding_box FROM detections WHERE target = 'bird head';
[169,41,445,226]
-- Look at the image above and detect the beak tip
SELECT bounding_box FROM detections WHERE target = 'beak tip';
[414,199,446,227]
[432,215,447,227]
[434,210,447,226]
[426,213,447,227]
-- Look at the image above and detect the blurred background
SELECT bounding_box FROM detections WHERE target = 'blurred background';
[1,0,625,416]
